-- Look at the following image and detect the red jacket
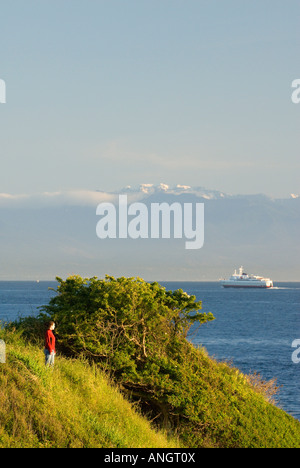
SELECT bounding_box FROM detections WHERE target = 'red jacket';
[45,329,56,354]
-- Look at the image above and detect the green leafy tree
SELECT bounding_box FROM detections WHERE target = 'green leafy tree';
[40,275,215,429]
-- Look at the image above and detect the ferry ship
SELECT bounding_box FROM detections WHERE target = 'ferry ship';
[220,267,273,288]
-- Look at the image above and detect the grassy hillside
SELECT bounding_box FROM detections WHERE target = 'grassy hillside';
[0,329,179,448]
[1,327,300,448]
[171,343,300,448]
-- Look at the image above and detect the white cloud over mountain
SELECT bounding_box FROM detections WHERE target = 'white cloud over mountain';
[0,184,299,281]
[1,184,297,209]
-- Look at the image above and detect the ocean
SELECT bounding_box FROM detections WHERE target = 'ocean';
[162,281,300,422]
[0,280,299,421]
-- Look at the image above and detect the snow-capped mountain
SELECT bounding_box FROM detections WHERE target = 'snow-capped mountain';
[120,183,227,200]
[0,185,299,280]
[118,183,299,201]
[0,184,298,208]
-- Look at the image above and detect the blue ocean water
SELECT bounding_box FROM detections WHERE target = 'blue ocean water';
[161,281,300,422]
[0,280,299,421]
[0,281,57,322]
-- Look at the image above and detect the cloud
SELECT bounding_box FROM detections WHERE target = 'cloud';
[0,188,154,209]
[90,140,266,173]
[0,190,119,208]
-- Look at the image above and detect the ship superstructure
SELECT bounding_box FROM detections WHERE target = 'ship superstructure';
[220,267,273,288]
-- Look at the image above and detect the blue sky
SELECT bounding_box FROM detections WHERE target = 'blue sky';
[0,0,299,197]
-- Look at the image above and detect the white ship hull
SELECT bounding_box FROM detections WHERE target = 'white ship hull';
[221,280,273,288]
[220,267,273,289]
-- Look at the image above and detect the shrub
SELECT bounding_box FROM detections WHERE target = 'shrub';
[39,275,214,431]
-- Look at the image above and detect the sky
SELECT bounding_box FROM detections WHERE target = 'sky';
[0,0,299,198]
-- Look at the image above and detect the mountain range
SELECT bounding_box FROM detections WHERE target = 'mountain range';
[0,184,299,281]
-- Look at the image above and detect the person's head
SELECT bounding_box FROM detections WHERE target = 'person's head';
[48,321,55,331]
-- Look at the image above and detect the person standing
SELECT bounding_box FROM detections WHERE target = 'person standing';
[44,321,56,367]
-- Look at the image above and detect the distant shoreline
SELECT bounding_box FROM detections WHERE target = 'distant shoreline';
[0,279,300,286]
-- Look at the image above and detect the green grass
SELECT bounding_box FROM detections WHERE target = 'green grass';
[173,344,300,448]
[0,329,179,448]
[1,328,300,448]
